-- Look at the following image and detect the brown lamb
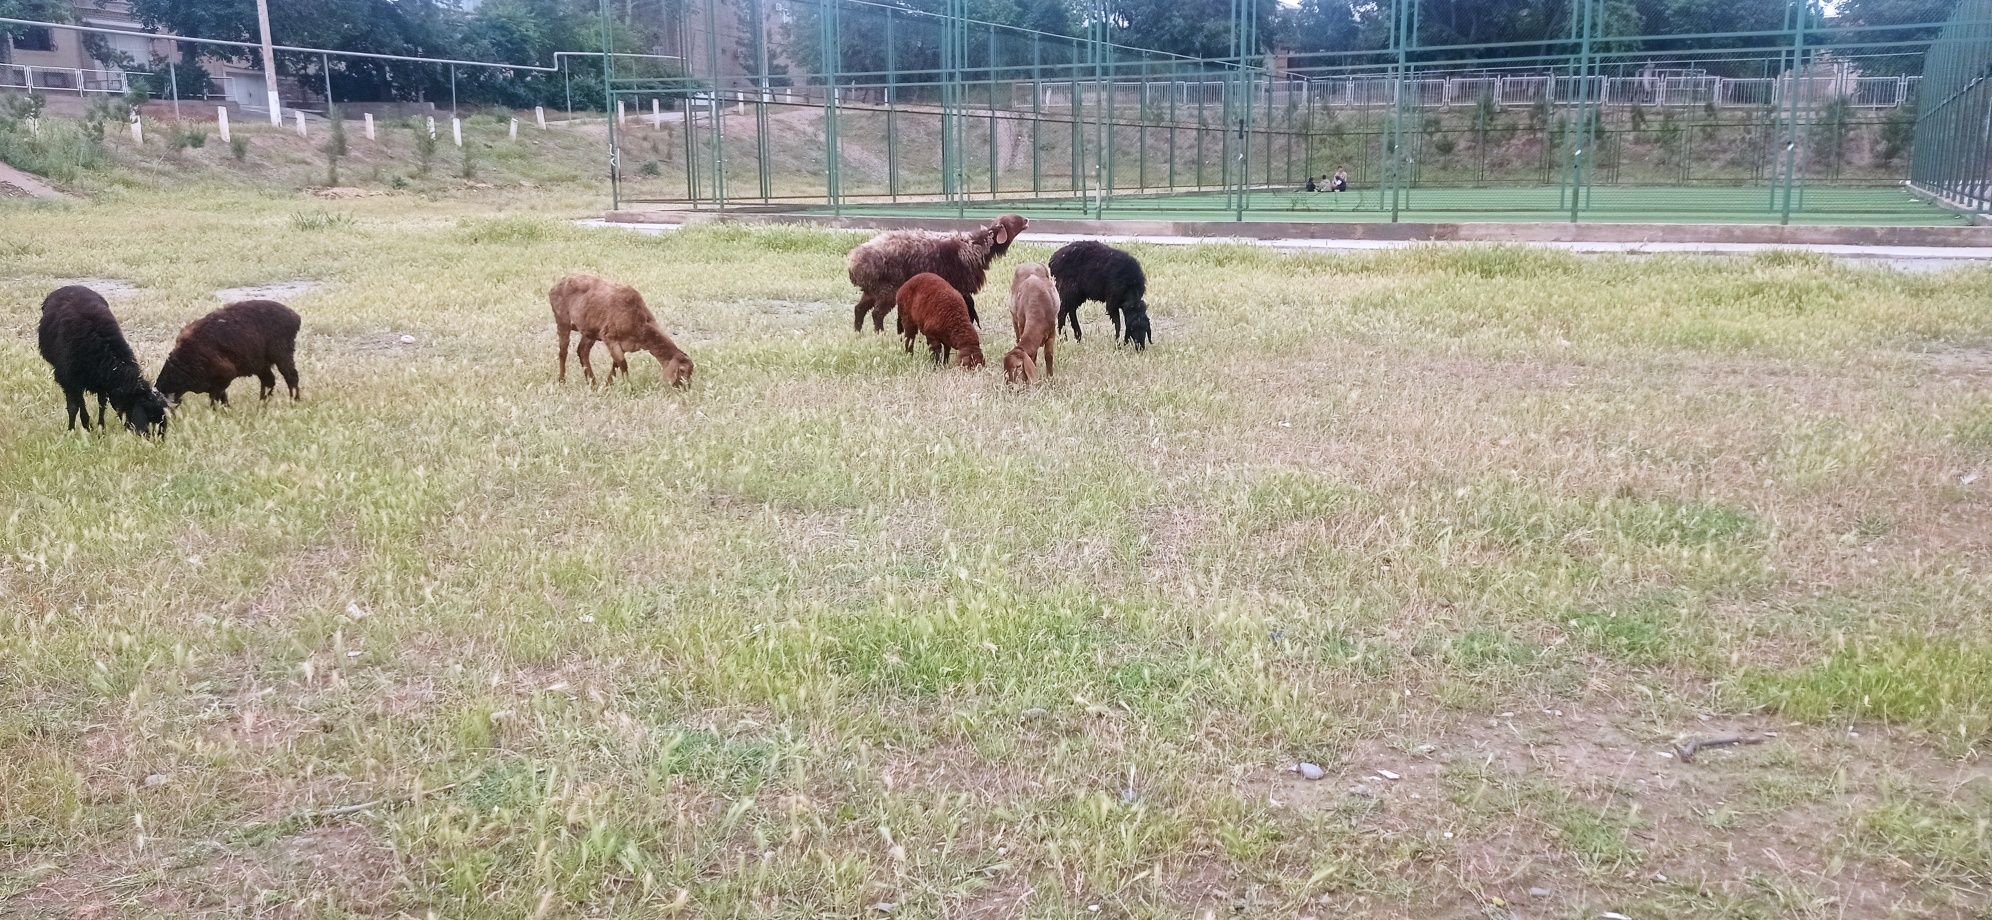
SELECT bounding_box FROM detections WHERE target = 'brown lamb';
[155,299,302,406]
[847,214,1027,333]
[1004,262,1057,384]
[549,273,693,388]
[896,272,984,370]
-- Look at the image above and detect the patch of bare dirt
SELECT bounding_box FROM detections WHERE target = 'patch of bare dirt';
[1908,344,1992,376]
[54,278,142,298]
[215,280,324,302]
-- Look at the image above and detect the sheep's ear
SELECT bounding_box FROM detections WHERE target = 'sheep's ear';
[994,225,1012,246]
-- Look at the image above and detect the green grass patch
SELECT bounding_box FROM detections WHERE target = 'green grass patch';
[1737,635,1992,746]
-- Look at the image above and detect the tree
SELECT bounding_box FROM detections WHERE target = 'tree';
[1832,0,1960,75]
[1100,0,1280,62]
[130,0,460,102]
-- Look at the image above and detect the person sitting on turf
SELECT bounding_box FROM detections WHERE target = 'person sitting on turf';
[1330,168,1348,192]
[1304,175,1319,192]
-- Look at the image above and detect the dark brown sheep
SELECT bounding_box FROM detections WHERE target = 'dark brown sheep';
[1004,262,1056,384]
[896,272,984,370]
[847,214,1027,333]
[36,285,170,437]
[155,299,302,406]
[550,273,693,388]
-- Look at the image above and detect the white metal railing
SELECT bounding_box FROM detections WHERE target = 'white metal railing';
[1016,72,1918,113]
[3,64,152,96]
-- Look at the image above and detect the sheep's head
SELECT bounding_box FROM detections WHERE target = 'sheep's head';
[955,345,987,370]
[1002,348,1036,384]
[1122,308,1153,350]
[118,386,171,439]
[662,353,694,389]
[982,214,1028,258]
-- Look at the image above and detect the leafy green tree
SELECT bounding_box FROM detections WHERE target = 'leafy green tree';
[1832,0,1961,74]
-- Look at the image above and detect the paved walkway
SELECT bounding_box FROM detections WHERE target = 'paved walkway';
[0,162,71,201]
[577,219,1992,271]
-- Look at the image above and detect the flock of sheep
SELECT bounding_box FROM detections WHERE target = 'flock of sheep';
[29,213,1152,438]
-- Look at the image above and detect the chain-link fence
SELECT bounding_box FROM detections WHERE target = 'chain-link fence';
[607,0,1972,226]
[1909,0,1992,219]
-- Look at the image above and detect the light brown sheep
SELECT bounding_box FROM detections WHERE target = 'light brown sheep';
[549,273,693,388]
[1004,262,1056,384]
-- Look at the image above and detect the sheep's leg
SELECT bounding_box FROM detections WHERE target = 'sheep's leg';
[1058,292,1085,342]
[1042,337,1054,378]
[1106,302,1124,342]
[63,387,86,431]
[852,293,874,333]
[95,394,107,430]
[604,342,628,385]
[872,299,893,333]
[256,368,277,401]
[557,323,572,382]
[903,326,917,354]
[211,389,229,407]
[576,335,599,386]
[276,352,301,400]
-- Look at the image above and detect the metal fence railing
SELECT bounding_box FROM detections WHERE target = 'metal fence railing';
[1909,0,1992,217]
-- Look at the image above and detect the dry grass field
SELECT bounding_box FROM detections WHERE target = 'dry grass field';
[2,185,1990,918]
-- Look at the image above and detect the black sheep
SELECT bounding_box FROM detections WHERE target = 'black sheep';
[156,299,302,406]
[36,285,171,437]
[1047,240,1153,349]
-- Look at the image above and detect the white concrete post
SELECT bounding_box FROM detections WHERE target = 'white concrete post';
[216,108,230,143]
[363,112,375,140]
[26,116,39,137]
[651,97,661,128]
[294,109,306,137]
[451,117,462,147]
[426,115,436,139]
[534,105,545,128]
[616,100,625,124]
[129,113,142,144]
[508,118,517,141]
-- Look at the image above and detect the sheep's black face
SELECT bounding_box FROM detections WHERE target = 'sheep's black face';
[1122,307,1153,350]
[123,389,171,439]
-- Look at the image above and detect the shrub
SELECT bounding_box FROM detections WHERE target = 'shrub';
[324,105,348,185]
[170,125,208,150]
[412,119,438,176]
[229,133,249,161]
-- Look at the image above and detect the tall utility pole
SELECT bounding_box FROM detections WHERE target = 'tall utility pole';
[256,0,280,124]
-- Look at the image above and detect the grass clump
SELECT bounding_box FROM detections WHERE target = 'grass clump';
[288,209,355,231]
[1738,635,1992,746]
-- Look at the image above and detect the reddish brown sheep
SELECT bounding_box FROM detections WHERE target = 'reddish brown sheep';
[1004,263,1057,384]
[155,299,302,406]
[896,272,984,370]
[549,273,693,388]
[847,214,1027,333]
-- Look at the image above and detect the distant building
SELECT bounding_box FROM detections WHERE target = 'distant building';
[0,0,283,109]
[2,0,171,93]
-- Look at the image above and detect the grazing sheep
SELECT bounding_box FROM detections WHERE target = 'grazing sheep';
[1047,240,1153,349]
[549,273,694,388]
[155,299,302,406]
[847,214,1028,333]
[36,285,170,437]
[896,272,985,369]
[1004,262,1057,384]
